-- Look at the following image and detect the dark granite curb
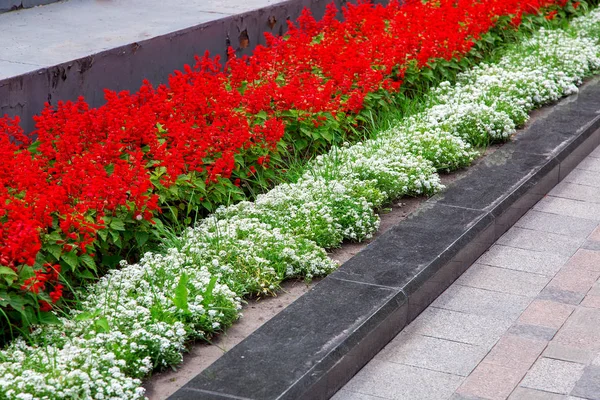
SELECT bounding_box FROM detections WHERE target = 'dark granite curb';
[168,78,600,400]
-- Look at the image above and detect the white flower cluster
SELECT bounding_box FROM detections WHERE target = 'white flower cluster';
[428,23,600,141]
[0,339,145,400]
[3,10,600,400]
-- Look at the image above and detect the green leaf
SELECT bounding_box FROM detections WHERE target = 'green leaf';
[104,163,115,177]
[109,219,126,231]
[134,231,150,247]
[77,269,96,280]
[61,251,79,271]
[256,110,268,120]
[97,229,108,242]
[5,294,28,311]
[46,231,63,242]
[27,140,41,155]
[46,244,62,261]
[173,273,189,312]
[74,311,95,321]
[204,276,218,306]
[109,229,121,243]
[0,267,18,285]
[38,312,61,325]
[80,254,97,272]
[94,317,110,333]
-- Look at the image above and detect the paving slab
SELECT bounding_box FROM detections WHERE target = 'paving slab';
[342,359,463,400]
[509,387,567,400]
[553,308,600,350]
[484,335,547,369]
[549,182,600,204]
[376,333,488,376]
[496,227,584,257]
[477,244,568,276]
[521,358,586,395]
[563,168,600,188]
[548,267,600,294]
[432,284,531,320]
[534,196,600,221]
[404,307,513,348]
[574,156,600,173]
[507,323,559,341]
[330,389,386,400]
[515,210,598,239]
[566,249,600,272]
[456,362,528,400]
[537,287,586,305]
[518,300,575,330]
[455,264,551,297]
[581,293,600,308]
[572,365,600,400]
[543,342,596,365]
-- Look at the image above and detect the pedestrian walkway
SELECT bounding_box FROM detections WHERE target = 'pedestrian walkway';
[334,145,600,400]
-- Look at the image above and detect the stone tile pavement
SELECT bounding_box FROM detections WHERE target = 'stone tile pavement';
[333,147,600,400]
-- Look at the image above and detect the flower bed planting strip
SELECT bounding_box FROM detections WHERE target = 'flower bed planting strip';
[168,78,600,400]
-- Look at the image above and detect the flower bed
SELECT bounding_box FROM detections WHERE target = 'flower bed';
[0,0,577,330]
[2,3,600,398]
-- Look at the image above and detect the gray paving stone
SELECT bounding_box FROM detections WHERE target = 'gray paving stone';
[457,264,551,297]
[549,182,600,204]
[538,287,586,305]
[432,284,531,320]
[571,365,600,400]
[509,387,567,399]
[377,333,488,376]
[590,146,600,159]
[534,197,600,221]
[343,359,463,400]
[508,324,558,341]
[330,389,388,400]
[478,245,568,276]
[450,394,487,400]
[564,169,600,188]
[589,282,600,297]
[521,358,585,394]
[575,157,600,173]
[543,343,595,364]
[554,308,600,351]
[515,210,598,239]
[405,307,513,348]
[582,293,600,309]
[582,240,600,251]
[497,227,583,257]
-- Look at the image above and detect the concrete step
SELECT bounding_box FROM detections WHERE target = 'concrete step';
[0,0,350,132]
[0,0,61,14]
